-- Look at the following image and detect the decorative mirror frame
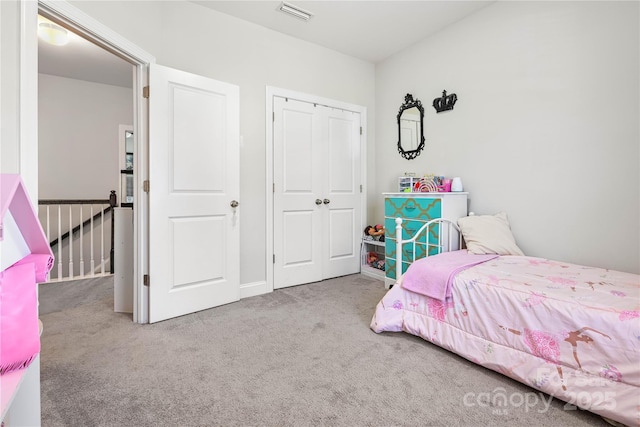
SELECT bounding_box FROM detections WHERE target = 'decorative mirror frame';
[397,93,425,160]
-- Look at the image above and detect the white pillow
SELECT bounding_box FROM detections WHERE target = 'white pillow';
[457,212,524,256]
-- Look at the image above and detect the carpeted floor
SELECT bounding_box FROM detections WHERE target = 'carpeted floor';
[38,275,611,427]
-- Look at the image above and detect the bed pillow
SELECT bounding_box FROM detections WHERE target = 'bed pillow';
[457,212,525,256]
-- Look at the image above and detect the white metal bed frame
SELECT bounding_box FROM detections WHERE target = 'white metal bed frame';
[394,217,463,282]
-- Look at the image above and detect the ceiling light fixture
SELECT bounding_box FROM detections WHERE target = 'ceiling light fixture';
[278,2,313,21]
[38,22,69,46]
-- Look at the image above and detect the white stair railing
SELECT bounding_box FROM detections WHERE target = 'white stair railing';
[38,191,116,282]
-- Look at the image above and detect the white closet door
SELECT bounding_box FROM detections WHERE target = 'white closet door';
[322,107,361,279]
[273,97,323,288]
[273,97,361,289]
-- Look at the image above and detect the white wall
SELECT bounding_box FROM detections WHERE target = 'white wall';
[7,0,636,282]
[375,1,639,273]
[68,0,376,286]
[38,73,133,200]
[1,0,20,174]
[1,0,39,199]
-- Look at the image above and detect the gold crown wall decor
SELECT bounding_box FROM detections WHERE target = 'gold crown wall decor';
[432,90,457,113]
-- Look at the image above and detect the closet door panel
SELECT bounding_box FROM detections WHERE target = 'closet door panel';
[328,116,355,193]
[273,97,323,288]
[328,208,355,259]
[282,211,315,265]
[282,109,314,192]
[322,108,361,279]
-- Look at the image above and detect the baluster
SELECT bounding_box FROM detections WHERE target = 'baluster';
[68,205,74,279]
[100,206,105,274]
[45,205,50,248]
[79,205,84,277]
[57,205,62,280]
[45,206,51,281]
[90,204,95,276]
[396,218,403,280]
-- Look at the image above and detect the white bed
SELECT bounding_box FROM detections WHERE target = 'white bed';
[371,215,640,427]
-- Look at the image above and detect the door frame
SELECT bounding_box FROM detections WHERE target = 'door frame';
[24,0,155,323]
[265,86,367,292]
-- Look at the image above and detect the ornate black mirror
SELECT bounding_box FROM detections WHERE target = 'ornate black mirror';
[397,93,425,160]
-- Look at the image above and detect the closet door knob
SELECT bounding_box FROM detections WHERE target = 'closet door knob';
[315,199,323,205]
[230,200,239,208]
[323,199,330,204]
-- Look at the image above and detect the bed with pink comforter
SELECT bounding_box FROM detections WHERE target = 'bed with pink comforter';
[371,251,640,426]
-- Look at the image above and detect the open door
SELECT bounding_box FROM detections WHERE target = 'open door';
[148,64,240,323]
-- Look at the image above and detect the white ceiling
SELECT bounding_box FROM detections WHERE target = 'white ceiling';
[38,1,494,88]
[193,1,494,63]
[38,17,134,88]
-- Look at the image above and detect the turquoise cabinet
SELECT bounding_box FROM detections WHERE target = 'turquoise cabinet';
[383,193,468,288]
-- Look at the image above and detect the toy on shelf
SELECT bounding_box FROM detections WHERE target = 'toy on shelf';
[414,178,439,193]
[404,174,457,193]
[368,252,385,271]
[364,224,385,242]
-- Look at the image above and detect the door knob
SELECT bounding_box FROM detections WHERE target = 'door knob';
[315,199,323,205]
[323,199,330,204]
[230,200,239,208]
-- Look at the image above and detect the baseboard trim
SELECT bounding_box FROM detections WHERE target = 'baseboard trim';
[240,280,268,299]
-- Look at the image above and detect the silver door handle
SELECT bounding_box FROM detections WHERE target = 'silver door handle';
[315,199,322,205]
[230,200,239,208]
[323,199,330,204]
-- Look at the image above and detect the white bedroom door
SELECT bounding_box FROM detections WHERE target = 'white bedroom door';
[148,64,240,323]
[273,97,361,289]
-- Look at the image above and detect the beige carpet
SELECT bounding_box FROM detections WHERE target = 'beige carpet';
[38,275,611,427]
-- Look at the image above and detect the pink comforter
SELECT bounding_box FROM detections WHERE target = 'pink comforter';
[371,256,640,426]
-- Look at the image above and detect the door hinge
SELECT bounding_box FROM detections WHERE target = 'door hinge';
[273,254,275,264]
[360,184,363,193]
[143,180,150,193]
[273,112,275,122]
[143,86,150,99]
[144,274,150,287]
[273,183,275,193]
[360,126,363,135]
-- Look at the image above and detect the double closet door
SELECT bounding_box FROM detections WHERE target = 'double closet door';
[273,97,362,289]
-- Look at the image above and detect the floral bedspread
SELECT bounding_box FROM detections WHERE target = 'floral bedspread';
[371,256,640,426]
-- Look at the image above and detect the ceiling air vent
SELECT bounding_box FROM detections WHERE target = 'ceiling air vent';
[278,2,313,21]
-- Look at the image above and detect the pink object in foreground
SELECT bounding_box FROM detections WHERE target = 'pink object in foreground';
[0,174,54,375]
[0,263,40,374]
